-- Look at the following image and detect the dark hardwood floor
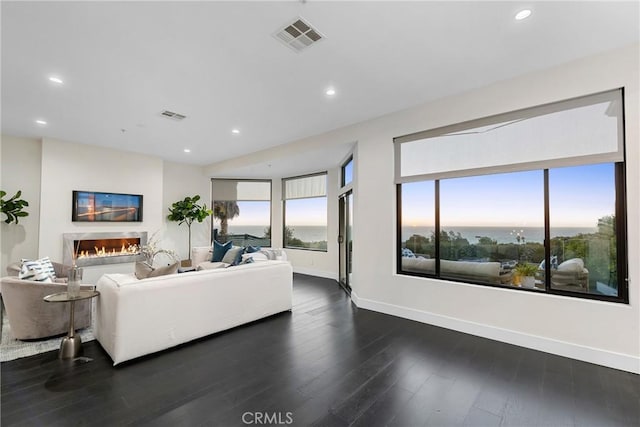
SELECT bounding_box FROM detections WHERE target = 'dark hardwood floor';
[2,274,638,426]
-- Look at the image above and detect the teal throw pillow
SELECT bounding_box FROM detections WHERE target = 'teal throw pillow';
[245,245,261,253]
[212,241,232,262]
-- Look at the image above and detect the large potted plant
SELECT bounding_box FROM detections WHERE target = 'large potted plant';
[1,190,29,224]
[167,195,212,266]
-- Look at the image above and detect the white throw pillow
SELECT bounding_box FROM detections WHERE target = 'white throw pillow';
[191,246,212,266]
[18,257,56,282]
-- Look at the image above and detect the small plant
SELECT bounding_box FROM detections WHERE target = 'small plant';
[1,190,29,224]
[167,195,212,262]
[515,263,538,277]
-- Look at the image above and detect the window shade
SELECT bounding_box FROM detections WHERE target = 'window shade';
[395,89,624,183]
[212,180,271,201]
[284,173,327,200]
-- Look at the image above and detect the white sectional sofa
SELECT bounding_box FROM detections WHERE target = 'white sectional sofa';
[95,260,292,365]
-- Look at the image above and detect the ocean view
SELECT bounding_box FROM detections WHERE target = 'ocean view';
[227,225,598,244]
[228,225,328,242]
[401,226,597,244]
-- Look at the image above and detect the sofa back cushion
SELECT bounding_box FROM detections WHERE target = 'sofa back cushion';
[401,257,435,274]
[258,248,287,261]
[441,260,501,278]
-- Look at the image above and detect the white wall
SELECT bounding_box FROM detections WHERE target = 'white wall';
[38,138,165,268]
[162,161,211,262]
[351,44,639,373]
[2,137,212,280]
[207,44,640,372]
[0,135,42,274]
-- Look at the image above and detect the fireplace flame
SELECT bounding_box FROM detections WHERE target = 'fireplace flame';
[76,242,140,260]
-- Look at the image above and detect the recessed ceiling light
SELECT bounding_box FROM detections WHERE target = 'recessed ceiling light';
[48,76,64,84]
[325,87,336,96]
[35,120,47,125]
[515,9,532,20]
[184,148,191,153]
[231,129,240,135]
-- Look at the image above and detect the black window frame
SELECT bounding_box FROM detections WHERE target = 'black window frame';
[396,162,628,304]
[211,178,273,247]
[282,171,329,252]
[341,155,354,188]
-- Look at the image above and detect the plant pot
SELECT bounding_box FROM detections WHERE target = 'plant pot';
[522,276,535,289]
[180,259,192,268]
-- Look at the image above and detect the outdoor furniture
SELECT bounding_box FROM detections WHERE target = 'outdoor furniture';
[550,258,589,292]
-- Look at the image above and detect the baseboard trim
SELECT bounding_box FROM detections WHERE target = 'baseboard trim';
[353,296,639,374]
[292,266,338,281]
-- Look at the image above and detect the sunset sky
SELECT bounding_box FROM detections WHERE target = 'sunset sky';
[402,163,615,228]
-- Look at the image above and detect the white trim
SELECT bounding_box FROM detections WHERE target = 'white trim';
[350,290,361,305]
[293,266,338,281]
[353,296,640,374]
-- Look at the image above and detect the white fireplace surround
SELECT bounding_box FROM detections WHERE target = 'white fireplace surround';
[62,231,148,267]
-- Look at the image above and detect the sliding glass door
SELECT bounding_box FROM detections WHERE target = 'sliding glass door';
[338,191,353,294]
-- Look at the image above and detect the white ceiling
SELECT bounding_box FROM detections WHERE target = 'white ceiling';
[2,1,639,170]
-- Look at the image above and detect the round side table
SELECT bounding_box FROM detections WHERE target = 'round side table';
[43,290,100,359]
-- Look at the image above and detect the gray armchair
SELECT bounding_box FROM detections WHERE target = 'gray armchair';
[2,262,92,340]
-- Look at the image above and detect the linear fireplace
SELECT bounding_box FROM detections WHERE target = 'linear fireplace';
[62,231,147,267]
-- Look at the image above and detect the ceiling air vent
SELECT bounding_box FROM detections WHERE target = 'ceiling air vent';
[160,110,187,121]
[274,17,324,53]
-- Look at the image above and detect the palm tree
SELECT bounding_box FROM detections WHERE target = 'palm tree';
[213,201,240,242]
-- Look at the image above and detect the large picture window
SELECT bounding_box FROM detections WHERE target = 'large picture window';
[283,173,328,251]
[212,179,272,247]
[395,89,627,303]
